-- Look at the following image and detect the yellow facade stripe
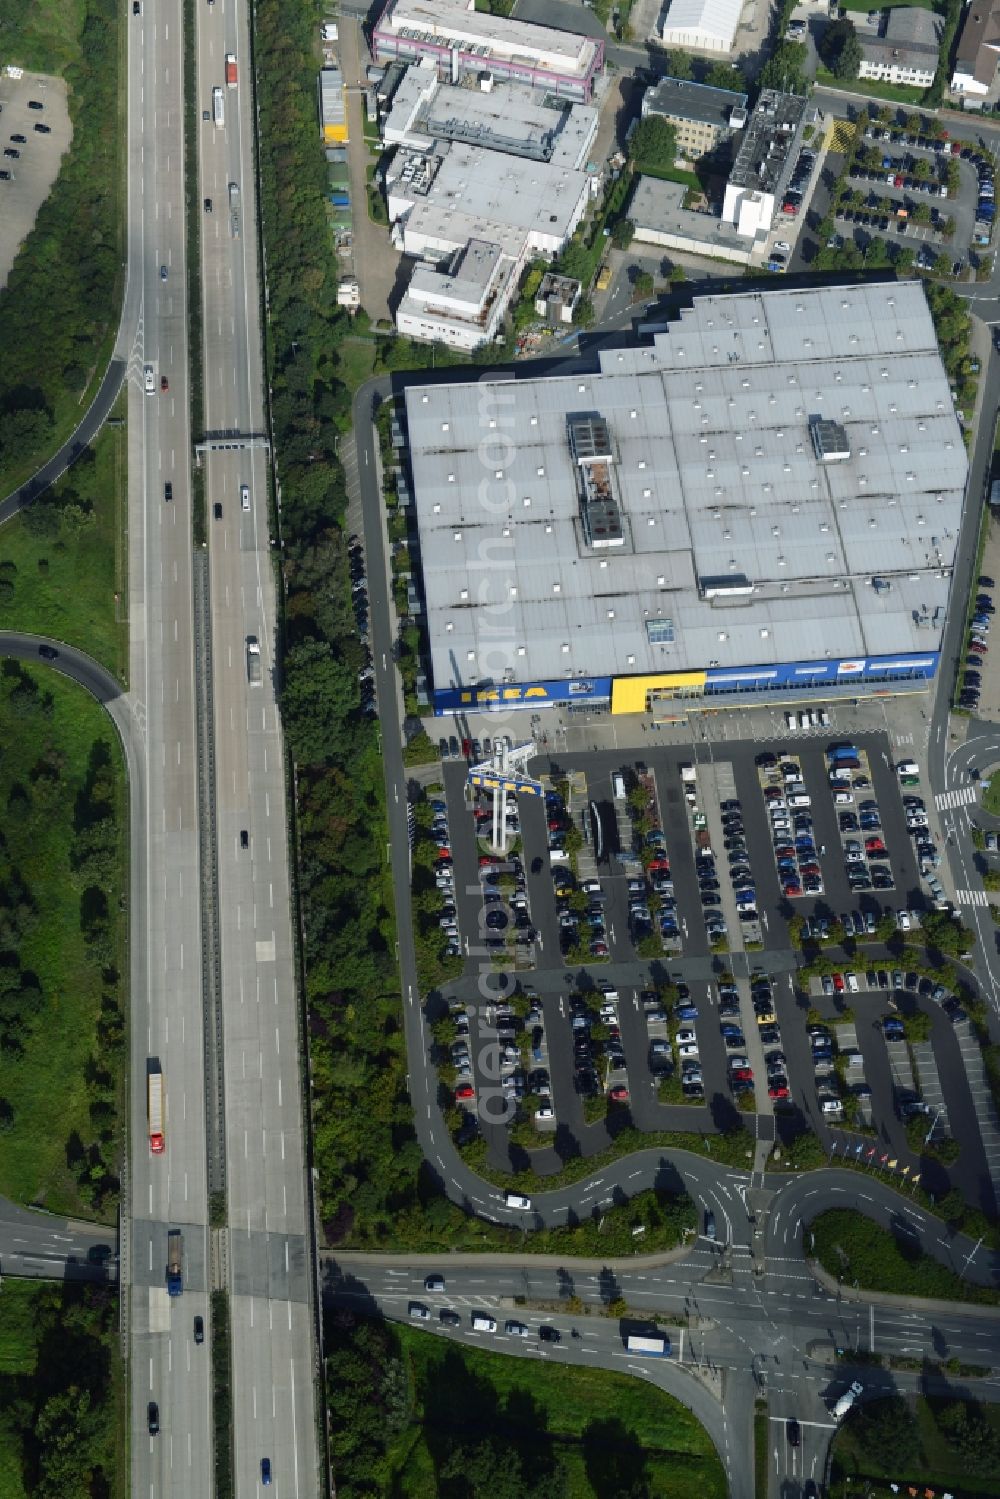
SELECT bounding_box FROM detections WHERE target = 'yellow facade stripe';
[612,672,706,715]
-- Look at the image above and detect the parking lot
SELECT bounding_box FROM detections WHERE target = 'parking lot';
[800,114,996,277]
[0,71,71,289]
[427,729,982,1175]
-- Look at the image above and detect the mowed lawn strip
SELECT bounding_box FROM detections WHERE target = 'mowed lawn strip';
[0,665,126,1213]
[391,1324,727,1499]
[0,416,127,679]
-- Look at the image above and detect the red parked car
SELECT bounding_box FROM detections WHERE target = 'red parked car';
[832,972,845,993]
[455,1084,474,1101]
[609,1085,629,1103]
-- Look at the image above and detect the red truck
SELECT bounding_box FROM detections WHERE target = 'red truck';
[225,53,237,87]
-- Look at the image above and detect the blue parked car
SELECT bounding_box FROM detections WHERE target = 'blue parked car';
[676,1004,699,1021]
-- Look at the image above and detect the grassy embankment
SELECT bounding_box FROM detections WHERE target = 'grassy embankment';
[811,1210,1000,1305]
[327,1316,727,1499]
[0,395,128,678]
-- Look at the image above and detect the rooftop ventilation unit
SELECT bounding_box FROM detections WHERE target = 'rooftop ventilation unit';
[809,416,851,464]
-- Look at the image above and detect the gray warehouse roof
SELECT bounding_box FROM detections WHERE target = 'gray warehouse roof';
[405,282,967,692]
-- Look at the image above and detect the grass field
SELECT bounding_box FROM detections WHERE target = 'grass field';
[832,1392,1000,1493]
[389,1324,727,1499]
[0,410,127,680]
[0,665,126,1215]
[811,1209,1000,1305]
[815,66,926,106]
[0,0,86,73]
[983,769,1000,816]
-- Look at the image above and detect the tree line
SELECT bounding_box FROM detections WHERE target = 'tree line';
[0,0,121,490]
[0,663,123,1211]
[0,1282,118,1498]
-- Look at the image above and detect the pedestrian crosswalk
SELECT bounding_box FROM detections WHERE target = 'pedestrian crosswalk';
[955,888,990,907]
[934,786,980,811]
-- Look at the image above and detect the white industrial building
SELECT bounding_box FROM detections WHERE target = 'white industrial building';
[386,141,590,260]
[660,0,745,55]
[396,238,515,349]
[372,0,605,99]
[404,281,968,716]
[383,59,599,169]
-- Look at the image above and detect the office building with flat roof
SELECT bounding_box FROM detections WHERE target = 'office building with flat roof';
[383,62,599,167]
[396,237,515,349]
[641,75,747,159]
[404,281,967,716]
[722,89,809,240]
[386,140,590,261]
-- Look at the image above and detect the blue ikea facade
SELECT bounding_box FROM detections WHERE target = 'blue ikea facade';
[431,653,939,716]
[701,653,940,695]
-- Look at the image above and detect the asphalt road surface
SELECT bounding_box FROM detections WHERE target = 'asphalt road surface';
[324,1164,1000,1499]
[122,7,214,1496]
[195,2,321,1494]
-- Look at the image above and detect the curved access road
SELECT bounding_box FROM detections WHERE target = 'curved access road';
[0,357,126,526]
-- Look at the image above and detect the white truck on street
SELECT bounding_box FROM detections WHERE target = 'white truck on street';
[624,1332,670,1357]
[246,636,262,687]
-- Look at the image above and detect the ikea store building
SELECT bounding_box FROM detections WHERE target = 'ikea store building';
[404,282,968,718]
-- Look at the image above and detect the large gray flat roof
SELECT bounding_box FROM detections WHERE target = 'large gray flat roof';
[406,282,967,692]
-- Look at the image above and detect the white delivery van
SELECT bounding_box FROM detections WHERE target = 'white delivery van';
[472,1312,497,1332]
[504,1190,532,1210]
[833,1381,863,1419]
[612,772,626,800]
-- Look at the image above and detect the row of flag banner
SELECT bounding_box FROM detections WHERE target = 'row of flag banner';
[830,1135,921,1186]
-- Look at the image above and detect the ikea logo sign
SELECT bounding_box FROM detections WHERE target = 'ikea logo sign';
[460,685,553,705]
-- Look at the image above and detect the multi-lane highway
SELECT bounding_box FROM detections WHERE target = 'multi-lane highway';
[195,3,320,1495]
[123,2,215,1493]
